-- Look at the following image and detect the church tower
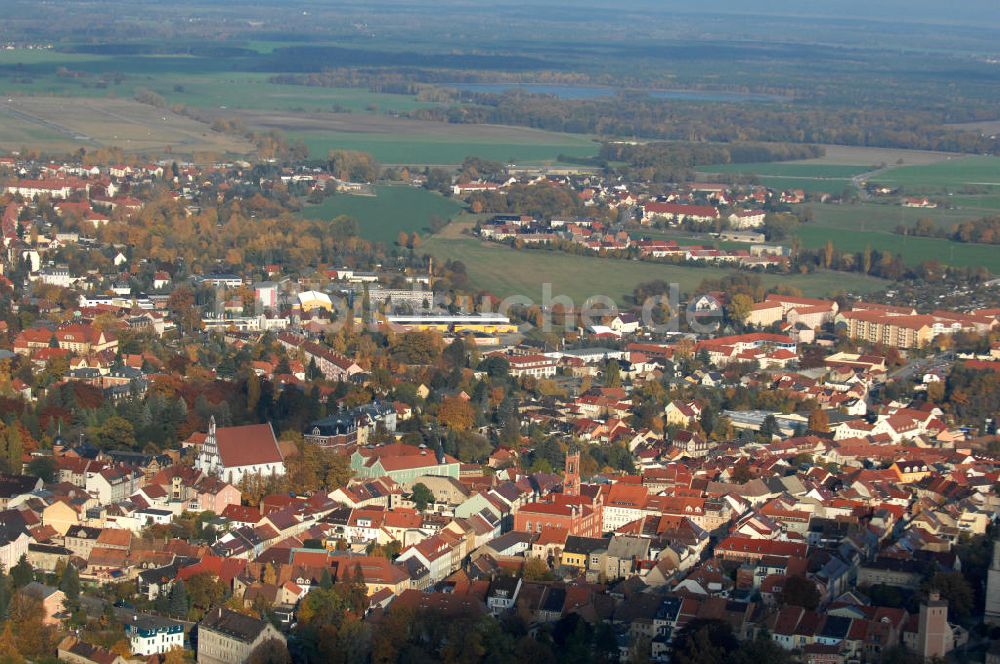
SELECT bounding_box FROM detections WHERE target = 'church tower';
[563,449,581,497]
[986,538,1000,625]
[917,591,951,660]
[195,416,220,476]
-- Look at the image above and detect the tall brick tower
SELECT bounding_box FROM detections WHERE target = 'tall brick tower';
[563,449,581,497]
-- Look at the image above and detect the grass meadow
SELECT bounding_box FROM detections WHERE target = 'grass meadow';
[299,185,464,245]
[420,236,887,303]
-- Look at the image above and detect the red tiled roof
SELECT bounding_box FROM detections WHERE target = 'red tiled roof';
[215,423,283,468]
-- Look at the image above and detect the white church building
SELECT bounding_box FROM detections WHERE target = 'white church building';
[194,417,286,485]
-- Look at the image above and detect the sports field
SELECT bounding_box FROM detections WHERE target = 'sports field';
[299,185,465,245]
[421,236,888,303]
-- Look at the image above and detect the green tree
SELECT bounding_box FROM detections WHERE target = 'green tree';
[759,414,779,439]
[924,571,974,619]
[411,483,434,511]
[319,568,333,590]
[168,579,188,618]
[0,569,12,619]
[58,563,80,605]
[26,457,55,483]
[781,575,821,610]
[604,359,621,388]
[91,415,136,450]
[10,555,33,589]
[671,619,738,664]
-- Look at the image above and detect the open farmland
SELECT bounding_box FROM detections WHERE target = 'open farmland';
[796,225,1000,272]
[421,236,888,304]
[0,96,252,155]
[785,145,961,167]
[299,185,464,245]
[696,163,863,195]
[219,109,599,164]
[149,74,440,114]
[870,156,1000,191]
[805,202,976,233]
[701,163,870,178]
[948,193,1000,213]
[697,147,969,196]
[791,202,1000,272]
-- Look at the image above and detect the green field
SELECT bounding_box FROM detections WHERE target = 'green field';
[299,185,465,245]
[151,74,439,114]
[0,48,600,164]
[948,193,1000,213]
[807,202,974,233]
[293,131,598,165]
[421,236,887,303]
[872,156,1000,191]
[697,162,869,196]
[756,176,854,195]
[0,66,437,115]
[702,163,870,178]
[792,203,1000,271]
[796,225,999,271]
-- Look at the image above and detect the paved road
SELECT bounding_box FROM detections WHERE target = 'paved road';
[852,165,893,200]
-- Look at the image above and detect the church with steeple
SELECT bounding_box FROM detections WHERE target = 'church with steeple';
[194,416,285,485]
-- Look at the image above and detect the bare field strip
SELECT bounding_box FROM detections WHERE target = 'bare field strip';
[793,145,963,167]
[219,109,593,143]
[0,96,253,155]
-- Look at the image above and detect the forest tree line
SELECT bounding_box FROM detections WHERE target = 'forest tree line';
[409,91,999,154]
[897,216,1000,245]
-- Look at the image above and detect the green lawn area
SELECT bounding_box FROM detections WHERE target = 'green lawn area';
[871,156,1000,191]
[293,131,598,165]
[299,185,464,245]
[421,236,887,304]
